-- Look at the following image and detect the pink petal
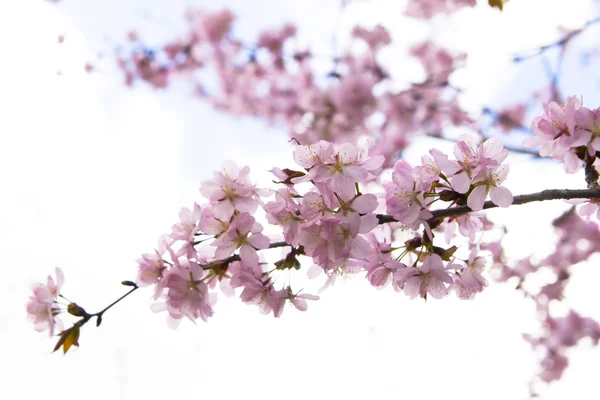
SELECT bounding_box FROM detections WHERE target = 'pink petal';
[490,187,513,208]
[450,172,471,194]
[467,186,487,211]
[353,194,378,213]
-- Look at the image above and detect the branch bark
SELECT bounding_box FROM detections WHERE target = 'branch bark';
[376,188,600,224]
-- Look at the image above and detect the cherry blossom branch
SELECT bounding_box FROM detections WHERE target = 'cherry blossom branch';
[376,188,600,224]
[200,240,293,270]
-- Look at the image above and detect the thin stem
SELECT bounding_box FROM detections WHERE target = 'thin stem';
[512,16,600,63]
[91,285,139,320]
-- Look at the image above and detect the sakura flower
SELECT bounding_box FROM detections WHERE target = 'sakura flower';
[363,235,407,287]
[575,106,600,155]
[448,276,479,300]
[385,160,432,225]
[198,206,229,236]
[524,96,585,171]
[579,199,600,220]
[200,160,259,220]
[444,213,484,242]
[159,258,214,325]
[264,188,304,246]
[136,235,170,293]
[293,140,334,170]
[459,248,488,292]
[211,213,270,266]
[26,267,65,336]
[298,216,370,269]
[300,190,334,223]
[170,203,202,242]
[288,290,319,311]
[496,104,527,133]
[450,135,507,194]
[229,261,284,316]
[401,254,453,300]
[467,165,513,211]
[539,351,568,383]
[293,142,383,193]
[351,25,391,50]
[418,149,457,186]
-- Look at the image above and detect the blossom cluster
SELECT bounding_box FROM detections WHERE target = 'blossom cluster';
[123,135,515,328]
[29,136,514,331]
[116,9,471,167]
[525,96,600,173]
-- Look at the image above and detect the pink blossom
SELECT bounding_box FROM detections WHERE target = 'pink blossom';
[200,160,259,220]
[579,199,600,220]
[293,140,334,170]
[257,24,296,54]
[26,267,65,336]
[293,142,383,195]
[264,188,304,246]
[351,25,391,50]
[410,41,466,83]
[401,254,453,300]
[300,191,334,223]
[444,213,484,242]
[136,235,170,292]
[405,0,476,18]
[288,290,319,311]
[467,165,513,211]
[211,213,270,266]
[448,276,479,300]
[198,205,230,236]
[298,217,370,270]
[170,203,202,242]
[574,106,600,155]
[524,96,586,172]
[363,235,407,287]
[159,258,214,325]
[385,160,432,225]
[496,104,527,133]
[459,248,488,292]
[229,261,284,316]
[539,351,568,383]
[449,135,508,194]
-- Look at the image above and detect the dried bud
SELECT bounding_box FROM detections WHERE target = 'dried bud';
[67,303,87,317]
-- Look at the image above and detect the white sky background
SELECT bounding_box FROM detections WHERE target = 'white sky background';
[1,0,600,399]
